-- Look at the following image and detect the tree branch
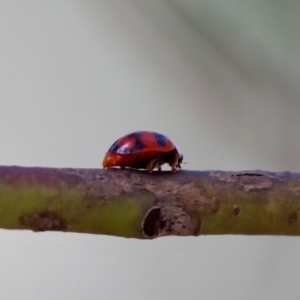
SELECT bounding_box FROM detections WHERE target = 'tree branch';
[0,166,299,238]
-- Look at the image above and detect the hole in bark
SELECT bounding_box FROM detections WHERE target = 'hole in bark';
[142,207,161,238]
[233,205,240,216]
[96,175,107,181]
[233,173,264,177]
[289,211,298,224]
[159,220,166,230]
[20,210,67,231]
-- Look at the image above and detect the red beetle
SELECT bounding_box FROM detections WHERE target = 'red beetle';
[102,131,183,172]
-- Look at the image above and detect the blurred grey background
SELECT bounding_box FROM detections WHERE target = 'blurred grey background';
[0,1,300,299]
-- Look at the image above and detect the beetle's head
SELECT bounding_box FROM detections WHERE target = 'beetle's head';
[102,152,120,168]
[175,145,184,164]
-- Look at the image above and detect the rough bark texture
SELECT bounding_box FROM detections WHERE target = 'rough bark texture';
[0,166,299,238]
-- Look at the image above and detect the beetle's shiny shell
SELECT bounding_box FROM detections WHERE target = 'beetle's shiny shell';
[102,131,182,172]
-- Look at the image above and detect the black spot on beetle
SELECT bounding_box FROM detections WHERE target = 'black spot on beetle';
[109,133,145,154]
[155,133,167,147]
[109,140,121,152]
[127,133,141,139]
[131,138,146,152]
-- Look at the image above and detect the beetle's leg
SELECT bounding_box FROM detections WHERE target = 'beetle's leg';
[169,152,179,172]
[146,160,155,173]
[147,156,164,173]
[169,160,177,173]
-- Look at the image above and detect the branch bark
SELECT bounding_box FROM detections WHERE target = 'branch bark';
[0,166,299,238]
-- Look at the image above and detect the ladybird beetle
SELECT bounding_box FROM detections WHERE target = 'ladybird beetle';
[102,131,183,172]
